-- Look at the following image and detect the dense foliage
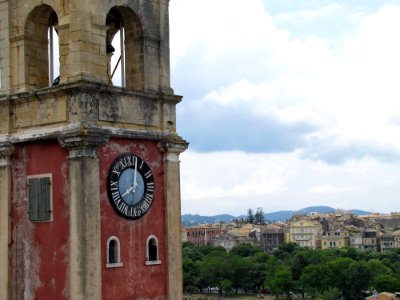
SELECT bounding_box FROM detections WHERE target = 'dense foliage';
[182,242,400,299]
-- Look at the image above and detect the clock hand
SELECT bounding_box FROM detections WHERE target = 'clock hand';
[133,161,138,192]
[121,185,134,198]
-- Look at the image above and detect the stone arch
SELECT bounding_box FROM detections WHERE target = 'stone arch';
[106,236,123,267]
[24,5,59,89]
[106,6,144,89]
[146,235,161,264]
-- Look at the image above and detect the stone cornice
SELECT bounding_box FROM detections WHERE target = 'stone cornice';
[0,142,14,167]
[0,126,174,145]
[0,81,182,104]
[58,123,110,159]
[159,133,189,158]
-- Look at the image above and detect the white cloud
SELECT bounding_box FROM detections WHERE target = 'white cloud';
[181,150,400,215]
[308,184,350,195]
[170,1,400,214]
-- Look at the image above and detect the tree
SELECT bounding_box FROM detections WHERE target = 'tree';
[269,266,294,299]
[183,243,204,262]
[254,207,265,225]
[300,263,330,297]
[274,242,299,263]
[246,208,254,224]
[183,257,200,292]
[315,288,344,300]
[265,256,285,292]
[246,259,267,293]
[343,261,371,300]
[198,244,226,257]
[373,274,400,293]
[199,250,231,295]
[230,243,262,257]
[325,258,371,300]
[220,279,232,295]
[227,255,244,293]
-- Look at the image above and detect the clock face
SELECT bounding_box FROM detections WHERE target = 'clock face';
[106,153,155,220]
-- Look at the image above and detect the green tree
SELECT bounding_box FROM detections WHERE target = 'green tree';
[183,257,200,292]
[325,257,354,291]
[315,287,344,300]
[247,260,267,293]
[265,256,284,293]
[230,243,262,257]
[366,258,392,291]
[228,255,247,294]
[300,263,330,297]
[343,261,371,300]
[246,208,254,224]
[254,207,265,225]
[253,251,270,263]
[269,266,294,299]
[198,244,226,257]
[220,279,233,295]
[373,274,400,293]
[274,242,299,263]
[199,250,231,295]
[183,243,204,261]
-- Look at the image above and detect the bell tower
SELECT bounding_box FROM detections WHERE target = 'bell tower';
[0,1,187,299]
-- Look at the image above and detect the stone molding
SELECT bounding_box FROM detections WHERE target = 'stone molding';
[0,143,14,167]
[159,133,189,158]
[58,124,110,159]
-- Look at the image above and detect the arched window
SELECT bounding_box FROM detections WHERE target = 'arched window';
[106,236,123,268]
[106,7,144,89]
[25,5,60,89]
[48,12,60,86]
[146,235,161,265]
[106,8,124,87]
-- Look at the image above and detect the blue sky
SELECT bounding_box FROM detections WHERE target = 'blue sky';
[169,0,400,216]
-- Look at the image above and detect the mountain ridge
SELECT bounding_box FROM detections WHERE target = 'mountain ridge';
[181,206,372,227]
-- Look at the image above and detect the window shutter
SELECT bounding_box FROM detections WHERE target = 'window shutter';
[28,178,39,221]
[40,177,51,220]
[28,176,51,221]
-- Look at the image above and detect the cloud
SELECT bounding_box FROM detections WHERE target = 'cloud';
[308,184,350,195]
[172,1,400,163]
[180,150,291,214]
[170,1,400,215]
[180,150,400,215]
[178,95,320,153]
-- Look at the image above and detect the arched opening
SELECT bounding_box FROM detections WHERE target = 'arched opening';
[106,236,123,268]
[25,5,60,89]
[108,239,117,263]
[146,235,161,265]
[148,238,157,261]
[106,7,144,89]
[48,12,60,86]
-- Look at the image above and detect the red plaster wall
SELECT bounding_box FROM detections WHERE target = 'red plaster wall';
[99,138,167,300]
[10,141,69,300]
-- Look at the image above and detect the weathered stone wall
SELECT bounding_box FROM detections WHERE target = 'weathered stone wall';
[0,0,172,94]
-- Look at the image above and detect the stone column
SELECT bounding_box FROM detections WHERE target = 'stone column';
[59,124,109,300]
[159,134,188,300]
[0,142,14,300]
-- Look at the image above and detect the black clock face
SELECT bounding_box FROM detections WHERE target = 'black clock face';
[107,153,155,220]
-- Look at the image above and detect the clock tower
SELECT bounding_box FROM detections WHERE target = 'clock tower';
[0,1,187,299]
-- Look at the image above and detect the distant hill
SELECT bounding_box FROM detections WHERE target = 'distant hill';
[181,206,372,226]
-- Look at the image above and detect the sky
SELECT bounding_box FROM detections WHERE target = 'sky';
[169,0,400,216]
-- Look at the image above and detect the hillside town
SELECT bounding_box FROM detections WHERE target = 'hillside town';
[182,210,400,253]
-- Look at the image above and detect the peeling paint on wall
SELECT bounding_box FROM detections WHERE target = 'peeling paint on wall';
[11,141,69,300]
